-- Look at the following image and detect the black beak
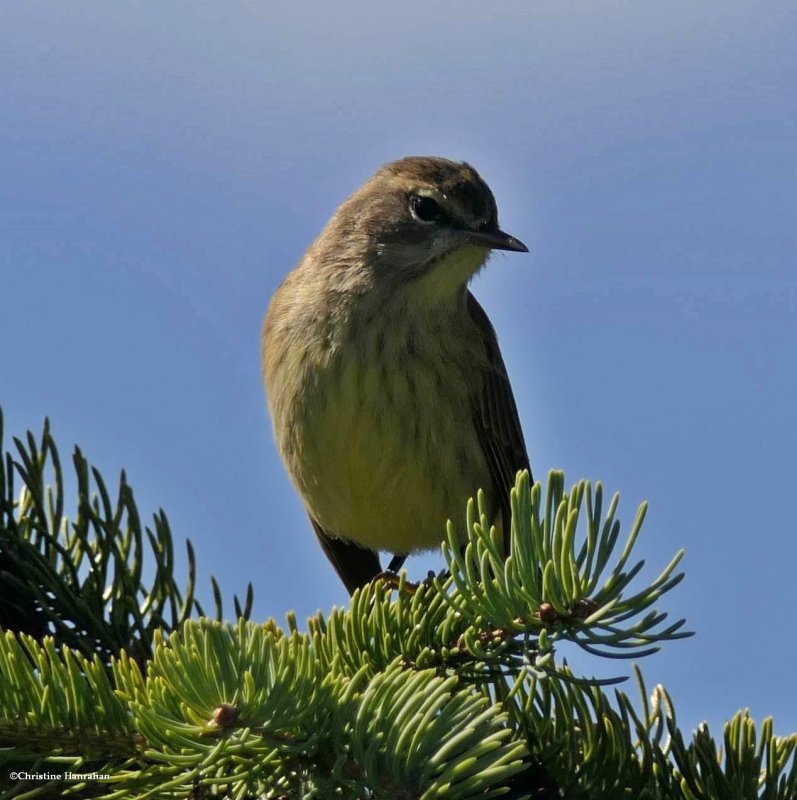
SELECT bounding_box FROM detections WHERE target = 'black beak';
[466,227,529,253]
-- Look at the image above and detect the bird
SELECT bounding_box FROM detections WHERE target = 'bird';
[262,156,531,594]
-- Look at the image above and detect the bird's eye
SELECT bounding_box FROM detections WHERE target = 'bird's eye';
[409,195,443,223]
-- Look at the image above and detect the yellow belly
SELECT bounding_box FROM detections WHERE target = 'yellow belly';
[288,354,489,554]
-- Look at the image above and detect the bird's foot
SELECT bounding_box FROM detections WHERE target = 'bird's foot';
[372,570,419,594]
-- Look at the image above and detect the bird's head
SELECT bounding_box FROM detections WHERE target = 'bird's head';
[317,156,528,298]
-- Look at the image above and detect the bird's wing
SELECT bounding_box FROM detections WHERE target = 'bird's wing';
[466,291,532,554]
[310,516,382,595]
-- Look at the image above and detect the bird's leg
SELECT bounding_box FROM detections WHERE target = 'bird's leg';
[386,554,407,573]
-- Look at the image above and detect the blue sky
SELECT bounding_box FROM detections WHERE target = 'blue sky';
[3,2,795,739]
